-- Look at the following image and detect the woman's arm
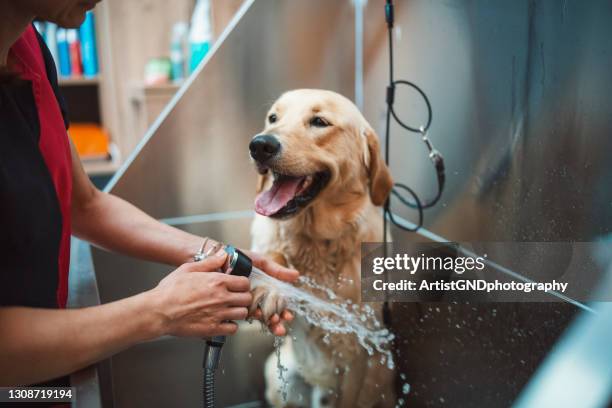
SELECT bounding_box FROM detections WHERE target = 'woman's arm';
[69,140,205,266]
[69,139,296,335]
[0,255,252,386]
[0,293,159,386]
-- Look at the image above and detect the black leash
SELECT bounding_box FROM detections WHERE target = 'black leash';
[381,0,446,326]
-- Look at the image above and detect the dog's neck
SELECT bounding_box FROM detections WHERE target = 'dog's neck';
[284,193,370,241]
[278,218,358,291]
[276,193,382,291]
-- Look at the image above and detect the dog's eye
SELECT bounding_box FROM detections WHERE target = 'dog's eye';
[310,116,331,128]
[268,113,278,124]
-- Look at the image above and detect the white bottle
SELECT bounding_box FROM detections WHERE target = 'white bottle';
[188,0,213,73]
[45,23,60,70]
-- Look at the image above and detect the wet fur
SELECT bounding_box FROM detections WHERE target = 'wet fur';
[250,90,396,407]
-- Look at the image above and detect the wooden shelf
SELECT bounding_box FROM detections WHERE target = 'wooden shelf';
[130,81,181,101]
[59,76,101,87]
[83,159,120,176]
[144,82,181,92]
[60,1,242,172]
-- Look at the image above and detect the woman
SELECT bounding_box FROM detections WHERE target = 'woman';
[0,0,296,388]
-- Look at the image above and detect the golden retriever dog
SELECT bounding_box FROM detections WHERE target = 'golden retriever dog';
[248,89,396,408]
[249,89,395,408]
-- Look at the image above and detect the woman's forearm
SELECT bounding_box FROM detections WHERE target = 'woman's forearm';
[0,290,162,386]
[72,190,205,266]
[69,140,207,266]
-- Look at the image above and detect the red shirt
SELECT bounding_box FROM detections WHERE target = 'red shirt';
[9,26,73,308]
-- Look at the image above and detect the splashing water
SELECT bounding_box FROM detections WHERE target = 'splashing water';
[273,336,289,401]
[249,266,396,370]
[402,383,411,395]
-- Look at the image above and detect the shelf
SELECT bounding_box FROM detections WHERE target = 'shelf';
[83,159,120,176]
[144,82,182,92]
[59,76,101,86]
[130,81,181,102]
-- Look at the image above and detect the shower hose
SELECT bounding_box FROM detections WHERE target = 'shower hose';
[203,368,215,408]
[201,246,253,408]
[203,336,225,408]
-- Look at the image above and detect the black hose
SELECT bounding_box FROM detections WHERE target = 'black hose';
[202,336,225,408]
[381,0,445,235]
[203,368,215,408]
[381,0,446,327]
[200,248,252,408]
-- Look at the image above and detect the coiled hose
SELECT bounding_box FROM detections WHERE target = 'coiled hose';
[203,336,225,408]
[203,367,215,408]
[200,247,252,408]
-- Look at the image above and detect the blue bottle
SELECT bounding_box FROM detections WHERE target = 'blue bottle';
[56,28,71,77]
[79,11,99,77]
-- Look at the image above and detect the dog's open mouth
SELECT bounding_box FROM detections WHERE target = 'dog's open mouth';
[255,169,331,218]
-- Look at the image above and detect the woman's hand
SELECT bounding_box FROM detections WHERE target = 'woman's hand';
[241,249,299,336]
[150,254,252,337]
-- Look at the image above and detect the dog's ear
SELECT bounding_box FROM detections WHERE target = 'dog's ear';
[364,127,393,206]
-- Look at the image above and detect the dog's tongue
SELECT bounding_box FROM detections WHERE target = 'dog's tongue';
[255,176,304,216]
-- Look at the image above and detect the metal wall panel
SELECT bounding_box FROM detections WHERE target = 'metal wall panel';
[361,1,612,406]
[362,0,612,242]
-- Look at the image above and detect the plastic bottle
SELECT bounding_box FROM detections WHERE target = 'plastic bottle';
[66,29,83,77]
[188,0,213,73]
[170,22,188,82]
[44,23,60,71]
[56,28,72,77]
[79,11,99,77]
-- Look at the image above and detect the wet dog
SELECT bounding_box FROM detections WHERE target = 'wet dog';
[249,89,395,408]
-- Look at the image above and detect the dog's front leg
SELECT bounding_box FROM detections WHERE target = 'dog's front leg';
[249,251,290,321]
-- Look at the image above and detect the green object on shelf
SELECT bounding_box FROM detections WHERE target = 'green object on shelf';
[144,57,172,85]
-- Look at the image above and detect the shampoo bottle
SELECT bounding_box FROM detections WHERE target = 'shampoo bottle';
[79,11,99,77]
[56,28,72,77]
[170,22,188,82]
[45,23,60,71]
[188,0,213,73]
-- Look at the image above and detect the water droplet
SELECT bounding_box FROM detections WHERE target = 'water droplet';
[402,383,411,395]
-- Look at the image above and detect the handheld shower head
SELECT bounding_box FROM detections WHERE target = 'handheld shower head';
[222,245,253,278]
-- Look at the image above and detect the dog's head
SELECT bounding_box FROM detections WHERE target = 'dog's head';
[250,89,393,220]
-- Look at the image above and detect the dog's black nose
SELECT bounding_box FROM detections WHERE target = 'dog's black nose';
[249,134,281,162]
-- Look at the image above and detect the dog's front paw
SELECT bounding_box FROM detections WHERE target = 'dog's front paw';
[249,285,288,322]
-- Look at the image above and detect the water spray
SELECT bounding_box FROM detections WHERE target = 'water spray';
[198,244,396,406]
